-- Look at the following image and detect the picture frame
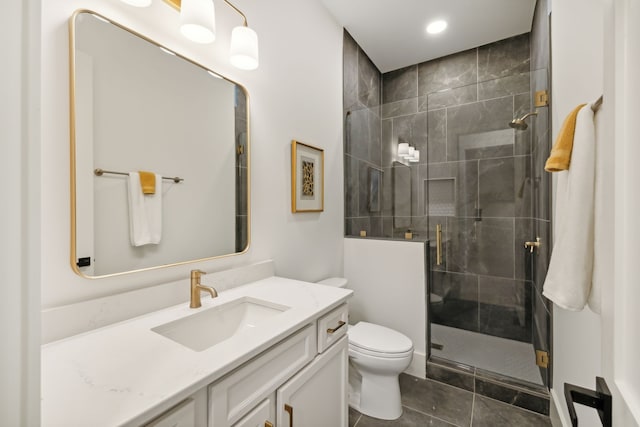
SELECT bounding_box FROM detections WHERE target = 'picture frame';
[291,140,324,212]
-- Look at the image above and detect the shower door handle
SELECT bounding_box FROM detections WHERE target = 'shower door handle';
[436,224,443,266]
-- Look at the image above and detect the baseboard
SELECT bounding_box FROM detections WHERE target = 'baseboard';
[404,350,426,379]
[550,388,568,426]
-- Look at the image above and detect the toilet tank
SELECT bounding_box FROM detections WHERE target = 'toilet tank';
[316,277,348,288]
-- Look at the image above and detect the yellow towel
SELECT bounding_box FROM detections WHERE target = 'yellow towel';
[545,103,587,172]
[138,171,156,195]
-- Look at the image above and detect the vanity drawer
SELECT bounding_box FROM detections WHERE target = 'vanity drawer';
[208,324,316,426]
[317,303,348,353]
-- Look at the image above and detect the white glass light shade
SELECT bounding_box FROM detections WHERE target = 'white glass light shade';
[407,146,415,158]
[120,0,152,7]
[398,142,410,157]
[180,0,215,44]
[409,150,420,162]
[230,26,259,70]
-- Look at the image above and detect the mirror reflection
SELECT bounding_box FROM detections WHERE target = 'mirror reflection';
[70,11,249,278]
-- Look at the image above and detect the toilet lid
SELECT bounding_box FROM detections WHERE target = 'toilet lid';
[348,322,413,354]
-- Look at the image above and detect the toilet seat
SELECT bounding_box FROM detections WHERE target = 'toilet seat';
[348,322,413,358]
[349,343,414,359]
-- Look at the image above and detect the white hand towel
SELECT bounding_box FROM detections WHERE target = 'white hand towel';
[543,106,595,311]
[127,172,162,246]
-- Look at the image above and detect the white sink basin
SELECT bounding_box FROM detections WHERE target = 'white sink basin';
[152,297,290,352]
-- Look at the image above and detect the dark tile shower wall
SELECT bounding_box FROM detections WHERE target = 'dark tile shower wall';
[343,31,384,237]
[376,33,536,343]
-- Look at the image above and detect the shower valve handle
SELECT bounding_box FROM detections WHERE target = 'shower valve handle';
[524,237,541,253]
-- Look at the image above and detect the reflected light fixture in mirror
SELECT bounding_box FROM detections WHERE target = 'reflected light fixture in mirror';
[119,0,259,70]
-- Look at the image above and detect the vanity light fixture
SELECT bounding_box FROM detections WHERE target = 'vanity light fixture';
[224,0,259,70]
[180,0,216,44]
[120,0,259,70]
[426,19,448,35]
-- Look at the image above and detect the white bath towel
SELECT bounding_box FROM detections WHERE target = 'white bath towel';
[543,106,595,311]
[127,172,162,246]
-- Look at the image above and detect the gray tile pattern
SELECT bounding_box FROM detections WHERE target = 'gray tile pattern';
[344,31,360,111]
[472,395,551,426]
[477,33,530,81]
[478,73,530,100]
[383,65,418,103]
[426,109,447,164]
[349,374,551,427]
[358,48,381,108]
[445,97,514,162]
[400,374,474,426]
[423,85,478,111]
[344,30,384,237]
[418,48,478,95]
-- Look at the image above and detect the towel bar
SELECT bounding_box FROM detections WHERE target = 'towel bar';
[564,377,612,427]
[94,168,183,183]
[591,95,603,113]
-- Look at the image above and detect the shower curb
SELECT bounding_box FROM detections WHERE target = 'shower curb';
[427,357,550,416]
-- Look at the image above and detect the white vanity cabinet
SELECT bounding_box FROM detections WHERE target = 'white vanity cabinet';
[207,304,349,427]
[276,335,348,427]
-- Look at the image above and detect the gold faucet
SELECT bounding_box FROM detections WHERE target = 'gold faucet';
[190,269,218,308]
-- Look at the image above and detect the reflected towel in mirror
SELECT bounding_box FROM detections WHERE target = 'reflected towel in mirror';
[128,172,162,246]
[138,170,156,194]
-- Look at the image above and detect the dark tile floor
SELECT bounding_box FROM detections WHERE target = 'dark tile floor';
[349,374,552,427]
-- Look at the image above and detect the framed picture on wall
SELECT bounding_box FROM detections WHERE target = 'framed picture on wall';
[291,140,324,213]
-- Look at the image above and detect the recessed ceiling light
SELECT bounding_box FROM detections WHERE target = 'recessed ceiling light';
[426,20,448,35]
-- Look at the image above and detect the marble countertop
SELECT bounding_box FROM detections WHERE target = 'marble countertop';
[41,276,352,427]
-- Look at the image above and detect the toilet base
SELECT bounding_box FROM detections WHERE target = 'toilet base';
[348,365,403,420]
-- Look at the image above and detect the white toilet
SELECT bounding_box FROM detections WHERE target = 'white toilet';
[317,277,414,420]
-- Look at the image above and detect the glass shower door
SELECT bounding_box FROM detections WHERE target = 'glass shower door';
[426,73,549,388]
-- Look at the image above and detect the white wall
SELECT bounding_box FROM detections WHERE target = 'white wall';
[0,0,42,424]
[550,0,604,425]
[41,0,344,308]
[344,238,427,379]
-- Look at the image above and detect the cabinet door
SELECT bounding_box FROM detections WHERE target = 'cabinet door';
[232,395,275,427]
[276,336,348,427]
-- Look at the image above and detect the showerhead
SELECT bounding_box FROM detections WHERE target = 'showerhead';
[509,118,529,130]
[509,111,538,130]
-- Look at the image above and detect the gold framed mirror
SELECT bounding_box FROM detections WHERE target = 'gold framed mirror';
[69,10,250,278]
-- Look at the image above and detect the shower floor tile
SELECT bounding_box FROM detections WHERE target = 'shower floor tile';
[431,324,543,385]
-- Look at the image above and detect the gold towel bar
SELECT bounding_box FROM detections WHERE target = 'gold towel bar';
[94,168,183,183]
